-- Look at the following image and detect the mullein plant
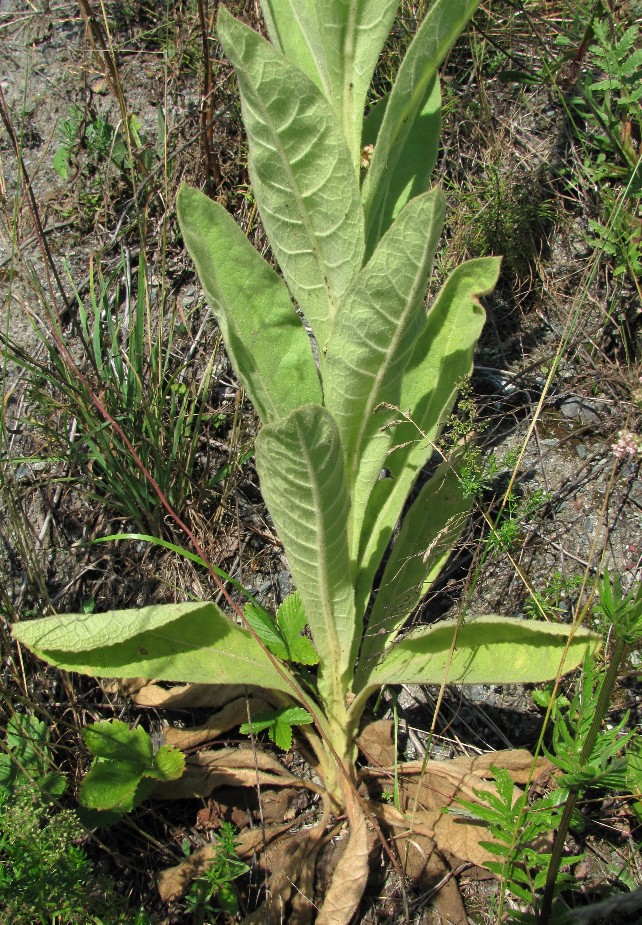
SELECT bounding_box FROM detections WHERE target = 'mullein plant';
[13,1,599,920]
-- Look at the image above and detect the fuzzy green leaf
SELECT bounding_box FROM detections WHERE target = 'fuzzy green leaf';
[12,602,296,695]
[218,7,364,351]
[255,404,357,705]
[362,0,480,254]
[177,185,321,423]
[356,257,500,612]
[260,0,325,90]
[361,75,441,240]
[324,189,445,556]
[357,458,471,676]
[354,617,601,700]
[260,1,399,167]
[313,0,399,165]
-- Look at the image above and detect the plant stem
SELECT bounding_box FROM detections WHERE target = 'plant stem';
[539,635,628,924]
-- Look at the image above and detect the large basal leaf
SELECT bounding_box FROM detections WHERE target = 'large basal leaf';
[362,0,480,255]
[353,617,601,702]
[255,404,357,706]
[356,257,500,613]
[177,185,321,423]
[357,457,471,678]
[361,75,441,238]
[218,7,364,352]
[12,602,297,696]
[324,188,445,556]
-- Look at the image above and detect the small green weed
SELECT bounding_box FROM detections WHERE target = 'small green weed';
[79,719,184,825]
[0,783,151,925]
[486,488,550,556]
[524,573,584,622]
[239,705,314,751]
[456,571,642,924]
[54,106,155,181]
[570,16,642,284]
[0,713,66,801]
[183,822,250,921]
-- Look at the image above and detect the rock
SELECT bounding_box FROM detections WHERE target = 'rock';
[559,398,601,426]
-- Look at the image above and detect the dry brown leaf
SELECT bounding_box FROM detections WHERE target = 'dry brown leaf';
[242,828,322,925]
[130,681,269,709]
[154,747,308,800]
[163,697,270,749]
[157,821,295,902]
[367,748,550,871]
[401,748,552,785]
[356,719,396,768]
[102,677,148,696]
[316,785,371,925]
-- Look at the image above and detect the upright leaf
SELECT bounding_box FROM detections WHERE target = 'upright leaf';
[357,257,500,612]
[324,188,445,555]
[255,405,357,705]
[353,617,601,702]
[218,7,364,350]
[314,0,399,165]
[357,457,471,677]
[260,0,327,92]
[12,602,297,696]
[177,186,321,422]
[362,0,480,254]
[361,76,441,235]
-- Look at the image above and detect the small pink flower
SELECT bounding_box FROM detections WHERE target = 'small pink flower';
[612,430,641,459]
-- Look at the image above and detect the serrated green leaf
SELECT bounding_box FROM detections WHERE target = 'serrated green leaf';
[276,707,314,726]
[362,0,480,253]
[80,759,143,812]
[5,715,49,774]
[83,720,153,768]
[218,7,364,351]
[151,745,185,782]
[12,601,297,695]
[177,186,321,423]
[270,720,293,751]
[244,602,289,660]
[277,592,319,665]
[239,716,276,736]
[255,405,358,706]
[324,189,445,556]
